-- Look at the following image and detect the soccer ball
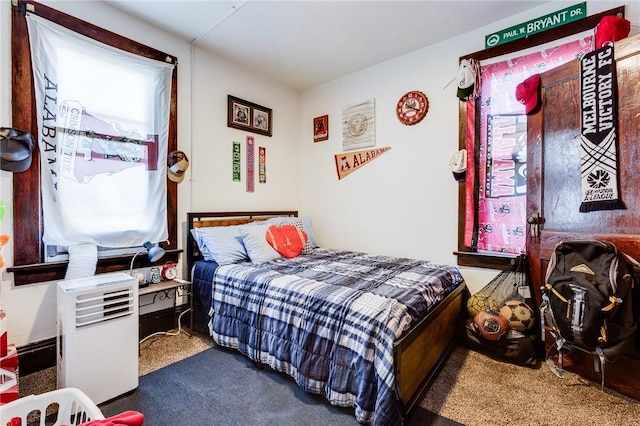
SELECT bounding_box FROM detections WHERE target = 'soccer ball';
[500,300,535,331]
[467,292,500,318]
[472,309,509,341]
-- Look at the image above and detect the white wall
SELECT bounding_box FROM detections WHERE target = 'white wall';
[189,45,300,214]
[298,0,639,294]
[1,0,638,347]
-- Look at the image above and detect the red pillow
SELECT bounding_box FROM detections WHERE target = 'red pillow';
[266,224,308,258]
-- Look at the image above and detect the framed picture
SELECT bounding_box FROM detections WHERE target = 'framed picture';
[227,95,272,137]
[313,115,329,142]
[342,98,375,151]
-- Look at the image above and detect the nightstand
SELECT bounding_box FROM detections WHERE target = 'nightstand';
[139,278,193,336]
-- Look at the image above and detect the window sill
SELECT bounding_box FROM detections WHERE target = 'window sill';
[7,249,182,286]
[454,251,515,270]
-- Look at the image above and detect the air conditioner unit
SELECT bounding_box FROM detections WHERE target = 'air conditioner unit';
[57,272,138,405]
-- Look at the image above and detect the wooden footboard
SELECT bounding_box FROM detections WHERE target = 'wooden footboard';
[394,282,466,418]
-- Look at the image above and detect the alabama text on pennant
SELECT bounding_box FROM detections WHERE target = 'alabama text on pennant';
[579,44,624,212]
[334,147,391,180]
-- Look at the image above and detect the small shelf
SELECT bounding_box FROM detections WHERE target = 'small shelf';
[139,279,193,337]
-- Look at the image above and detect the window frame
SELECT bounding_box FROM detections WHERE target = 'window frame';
[8,0,179,285]
[455,5,625,270]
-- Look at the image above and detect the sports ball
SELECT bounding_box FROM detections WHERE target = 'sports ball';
[473,309,509,341]
[467,292,500,318]
[500,300,535,331]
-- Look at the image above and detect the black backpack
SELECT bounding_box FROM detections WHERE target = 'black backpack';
[541,240,640,386]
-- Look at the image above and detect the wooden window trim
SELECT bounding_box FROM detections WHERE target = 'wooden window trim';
[455,6,625,270]
[8,1,179,285]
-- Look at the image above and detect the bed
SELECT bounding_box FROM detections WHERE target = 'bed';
[186,211,466,425]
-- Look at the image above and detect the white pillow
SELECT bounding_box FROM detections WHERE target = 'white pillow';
[190,226,248,265]
[239,223,281,263]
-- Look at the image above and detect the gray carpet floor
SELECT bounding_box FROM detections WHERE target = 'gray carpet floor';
[18,330,640,425]
[19,330,459,425]
[101,345,372,425]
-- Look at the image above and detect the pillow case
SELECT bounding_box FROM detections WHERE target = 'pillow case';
[290,221,313,254]
[239,223,281,263]
[266,216,319,248]
[266,224,307,258]
[190,226,248,265]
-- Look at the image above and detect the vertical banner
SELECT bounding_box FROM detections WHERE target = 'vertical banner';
[232,142,241,182]
[259,146,266,183]
[579,45,624,212]
[464,101,476,248]
[246,136,255,192]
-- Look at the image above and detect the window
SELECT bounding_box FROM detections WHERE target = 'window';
[455,6,624,270]
[9,1,179,285]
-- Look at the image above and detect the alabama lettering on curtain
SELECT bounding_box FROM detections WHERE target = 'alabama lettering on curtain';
[26,13,174,249]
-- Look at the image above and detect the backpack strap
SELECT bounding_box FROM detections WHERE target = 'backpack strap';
[601,295,623,312]
[541,290,569,378]
[595,347,606,389]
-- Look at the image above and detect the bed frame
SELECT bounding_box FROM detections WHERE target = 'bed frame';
[186,211,466,421]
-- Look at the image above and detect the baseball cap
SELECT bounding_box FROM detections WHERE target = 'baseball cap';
[449,149,467,182]
[595,15,631,50]
[515,74,541,115]
[456,59,476,100]
[1,127,34,173]
[167,150,189,183]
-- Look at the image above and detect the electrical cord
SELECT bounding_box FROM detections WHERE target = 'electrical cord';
[139,308,191,345]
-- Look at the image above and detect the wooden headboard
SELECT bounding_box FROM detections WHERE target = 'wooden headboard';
[186,211,298,278]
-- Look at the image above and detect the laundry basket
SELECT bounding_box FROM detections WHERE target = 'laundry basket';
[0,387,105,425]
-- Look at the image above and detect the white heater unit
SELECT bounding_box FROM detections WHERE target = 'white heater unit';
[57,272,139,404]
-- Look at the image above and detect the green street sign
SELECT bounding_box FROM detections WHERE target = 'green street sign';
[232,141,241,182]
[485,2,586,48]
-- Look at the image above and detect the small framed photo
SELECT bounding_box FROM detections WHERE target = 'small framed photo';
[313,115,329,142]
[227,95,272,137]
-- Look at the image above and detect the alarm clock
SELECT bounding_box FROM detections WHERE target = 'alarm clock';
[161,261,178,280]
[396,91,429,125]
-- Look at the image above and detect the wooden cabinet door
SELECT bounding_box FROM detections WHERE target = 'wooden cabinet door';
[526,32,640,399]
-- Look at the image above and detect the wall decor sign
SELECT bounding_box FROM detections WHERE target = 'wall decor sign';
[246,136,255,193]
[484,2,586,48]
[258,146,266,183]
[232,141,241,182]
[313,115,329,142]
[227,95,273,137]
[396,91,429,125]
[342,99,375,151]
[334,146,391,180]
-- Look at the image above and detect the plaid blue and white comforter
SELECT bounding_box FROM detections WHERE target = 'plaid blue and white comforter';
[208,248,464,425]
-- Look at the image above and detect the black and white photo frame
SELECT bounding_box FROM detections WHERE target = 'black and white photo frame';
[227,95,273,137]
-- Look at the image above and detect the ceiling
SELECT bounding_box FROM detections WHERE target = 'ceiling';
[105,0,549,91]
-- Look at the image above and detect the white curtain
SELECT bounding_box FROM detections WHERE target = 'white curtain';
[26,13,173,248]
